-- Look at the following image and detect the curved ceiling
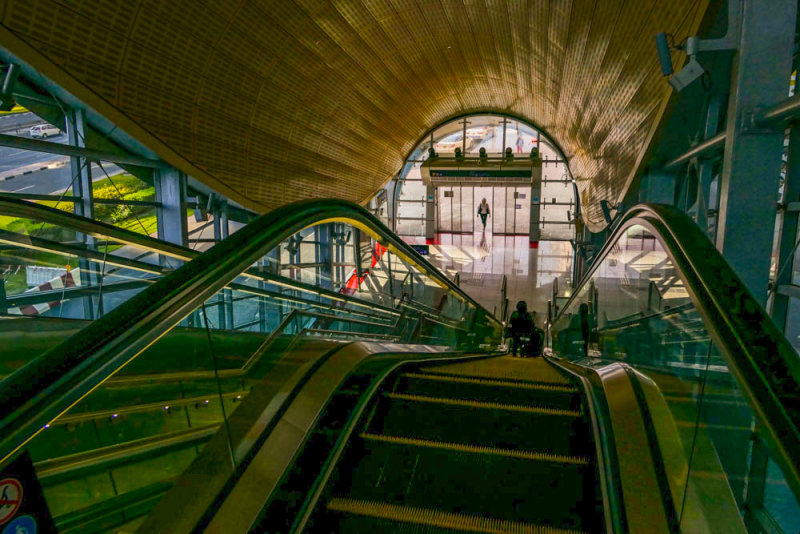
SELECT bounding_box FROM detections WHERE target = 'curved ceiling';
[0,0,709,231]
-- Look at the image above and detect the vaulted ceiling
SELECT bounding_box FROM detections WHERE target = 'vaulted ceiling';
[0,0,709,230]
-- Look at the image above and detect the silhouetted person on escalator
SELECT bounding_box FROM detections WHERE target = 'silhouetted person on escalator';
[529,312,545,357]
[579,302,590,358]
[509,300,533,357]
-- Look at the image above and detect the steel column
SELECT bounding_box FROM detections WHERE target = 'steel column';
[317,224,333,291]
[155,168,188,249]
[68,109,93,220]
[695,97,722,237]
[530,161,542,241]
[215,200,233,330]
[772,109,800,330]
[715,0,796,303]
[67,108,98,319]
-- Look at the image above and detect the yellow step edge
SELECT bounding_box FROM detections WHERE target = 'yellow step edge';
[360,433,590,465]
[327,497,588,534]
[416,369,572,386]
[402,372,579,393]
[385,392,581,417]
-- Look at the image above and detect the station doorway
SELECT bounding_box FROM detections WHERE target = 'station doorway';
[437,185,530,235]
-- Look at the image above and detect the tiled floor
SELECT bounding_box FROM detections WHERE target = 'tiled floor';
[402,231,574,327]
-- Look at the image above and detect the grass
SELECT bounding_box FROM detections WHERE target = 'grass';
[0,174,160,294]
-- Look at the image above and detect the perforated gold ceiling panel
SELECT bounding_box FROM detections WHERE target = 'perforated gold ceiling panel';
[0,0,708,230]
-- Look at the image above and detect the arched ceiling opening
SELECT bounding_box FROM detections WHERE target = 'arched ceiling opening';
[0,0,710,231]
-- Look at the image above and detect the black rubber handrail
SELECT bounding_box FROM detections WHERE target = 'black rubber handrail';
[555,203,800,498]
[0,199,500,466]
[0,195,191,259]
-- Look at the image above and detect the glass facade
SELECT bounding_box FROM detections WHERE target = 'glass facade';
[394,114,575,241]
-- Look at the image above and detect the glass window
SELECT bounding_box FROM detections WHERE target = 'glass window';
[394,114,575,242]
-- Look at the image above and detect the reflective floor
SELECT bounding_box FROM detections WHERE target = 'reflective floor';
[402,232,573,326]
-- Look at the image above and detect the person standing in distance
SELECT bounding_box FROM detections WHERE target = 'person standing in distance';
[509,300,533,357]
[477,198,490,229]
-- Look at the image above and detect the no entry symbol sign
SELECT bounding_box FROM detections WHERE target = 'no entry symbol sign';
[0,478,22,525]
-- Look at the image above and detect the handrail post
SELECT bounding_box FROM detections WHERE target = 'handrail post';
[0,279,6,315]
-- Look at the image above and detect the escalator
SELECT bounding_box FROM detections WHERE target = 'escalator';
[299,357,600,533]
[0,199,798,533]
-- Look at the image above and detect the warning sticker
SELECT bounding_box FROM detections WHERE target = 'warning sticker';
[0,478,22,525]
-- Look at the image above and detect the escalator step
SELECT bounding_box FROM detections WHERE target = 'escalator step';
[325,498,588,534]
[360,433,589,465]
[370,394,585,453]
[399,373,579,409]
[383,393,581,417]
[334,437,591,526]
[402,373,578,392]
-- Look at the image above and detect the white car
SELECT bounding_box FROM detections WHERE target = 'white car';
[30,124,61,139]
[434,133,464,152]
[465,126,491,140]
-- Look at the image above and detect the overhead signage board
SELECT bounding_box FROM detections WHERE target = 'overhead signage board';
[428,169,532,178]
[420,157,539,186]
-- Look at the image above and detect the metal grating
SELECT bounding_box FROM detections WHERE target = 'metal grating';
[0,0,709,230]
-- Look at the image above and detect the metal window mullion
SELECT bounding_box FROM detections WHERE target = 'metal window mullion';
[696,97,722,236]
[68,108,97,320]
[772,103,800,328]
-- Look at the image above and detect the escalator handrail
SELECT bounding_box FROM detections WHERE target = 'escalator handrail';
[0,199,500,467]
[0,197,405,318]
[0,195,192,260]
[555,203,800,497]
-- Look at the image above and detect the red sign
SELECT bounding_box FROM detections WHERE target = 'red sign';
[0,478,22,525]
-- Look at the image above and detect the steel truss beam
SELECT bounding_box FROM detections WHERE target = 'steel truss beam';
[0,133,162,168]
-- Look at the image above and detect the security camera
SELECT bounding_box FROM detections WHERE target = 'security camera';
[668,57,704,91]
[655,33,673,76]
[655,33,705,92]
